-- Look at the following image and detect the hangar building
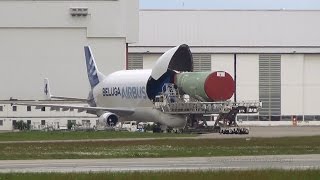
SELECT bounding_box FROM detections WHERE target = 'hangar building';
[129,9,320,122]
[0,0,138,130]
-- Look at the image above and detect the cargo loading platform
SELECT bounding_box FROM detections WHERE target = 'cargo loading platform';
[154,84,262,134]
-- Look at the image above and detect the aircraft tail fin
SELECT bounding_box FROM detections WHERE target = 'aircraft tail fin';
[84,46,105,89]
[44,78,52,100]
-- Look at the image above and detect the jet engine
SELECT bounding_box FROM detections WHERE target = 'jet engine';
[99,112,118,126]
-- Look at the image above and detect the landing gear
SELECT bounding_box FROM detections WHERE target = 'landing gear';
[213,106,250,135]
[219,127,249,134]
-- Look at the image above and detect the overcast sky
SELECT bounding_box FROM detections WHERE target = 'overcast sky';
[140,0,320,10]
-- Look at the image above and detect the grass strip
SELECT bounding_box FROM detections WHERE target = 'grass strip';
[0,136,319,160]
[0,170,320,180]
[0,131,195,141]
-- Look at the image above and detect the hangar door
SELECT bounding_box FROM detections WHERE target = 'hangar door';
[128,54,143,70]
[259,54,281,120]
[193,54,211,72]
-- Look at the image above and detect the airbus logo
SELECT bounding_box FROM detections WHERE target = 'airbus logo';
[102,86,147,99]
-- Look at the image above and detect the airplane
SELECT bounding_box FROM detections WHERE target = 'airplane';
[15,44,235,129]
[15,44,196,128]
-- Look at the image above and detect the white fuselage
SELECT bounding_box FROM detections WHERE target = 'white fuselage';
[92,69,186,128]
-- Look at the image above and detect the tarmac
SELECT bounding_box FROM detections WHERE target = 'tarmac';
[200,126,320,139]
[0,126,319,144]
[0,154,319,172]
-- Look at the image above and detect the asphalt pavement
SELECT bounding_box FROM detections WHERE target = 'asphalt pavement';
[0,154,319,172]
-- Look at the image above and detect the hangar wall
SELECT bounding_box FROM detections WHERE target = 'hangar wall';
[143,54,161,69]
[281,54,304,115]
[135,9,320,47]
[0,0,139,100]
[236,54,259,102]
[304,55,320,115]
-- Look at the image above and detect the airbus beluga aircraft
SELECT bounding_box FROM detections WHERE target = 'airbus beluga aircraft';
[16,44,235,128]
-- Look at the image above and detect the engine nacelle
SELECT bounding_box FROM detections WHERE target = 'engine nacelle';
[99,112,118,126]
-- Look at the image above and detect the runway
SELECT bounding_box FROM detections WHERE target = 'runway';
[0,154,319,172]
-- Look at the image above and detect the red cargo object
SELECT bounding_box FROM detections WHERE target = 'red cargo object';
[204,71,235,101]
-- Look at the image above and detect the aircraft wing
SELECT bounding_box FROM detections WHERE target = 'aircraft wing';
[13,102,135,117]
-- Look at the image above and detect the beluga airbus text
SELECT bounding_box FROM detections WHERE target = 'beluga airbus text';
[16,44,235,128]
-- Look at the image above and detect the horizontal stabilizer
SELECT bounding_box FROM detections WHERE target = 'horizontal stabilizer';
[43,78,87,102]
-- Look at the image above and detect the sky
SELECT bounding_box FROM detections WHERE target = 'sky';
[140,0,320,10]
